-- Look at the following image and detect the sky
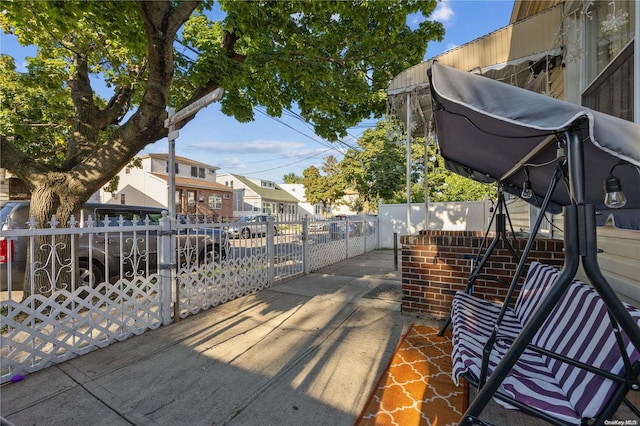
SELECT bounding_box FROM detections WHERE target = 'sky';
[1,0,515,183]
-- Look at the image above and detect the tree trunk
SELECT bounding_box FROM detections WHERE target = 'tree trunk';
[23,177,85,298]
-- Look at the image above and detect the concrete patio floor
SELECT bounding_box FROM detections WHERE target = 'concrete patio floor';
[2,250,628,425]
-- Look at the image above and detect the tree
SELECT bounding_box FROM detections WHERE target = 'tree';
[388,140,497,203]
[282,173,303,184]
[302,156,345,217]
[340,118,406,208]
[0,0,444,294]
[340,118,426,210]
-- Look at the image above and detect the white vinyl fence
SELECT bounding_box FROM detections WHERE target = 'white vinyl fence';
[0,213,378,383]
[378,201,491,248]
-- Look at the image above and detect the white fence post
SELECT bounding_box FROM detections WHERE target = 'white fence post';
[267,215,275,285]
[362,213,366,252]
[158,211,174,325]
[303,215,310,275]
[345,216,350,258]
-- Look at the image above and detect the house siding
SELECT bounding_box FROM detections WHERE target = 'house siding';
[101,154,233,220]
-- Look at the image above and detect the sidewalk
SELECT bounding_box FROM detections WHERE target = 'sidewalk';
[1,250,541,426]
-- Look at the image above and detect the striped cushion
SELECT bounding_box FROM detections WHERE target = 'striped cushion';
[452,336,582,423]
[451,261,558,381]
[450,261,640,424]
[533,279,640,420]
[514,262,561,323]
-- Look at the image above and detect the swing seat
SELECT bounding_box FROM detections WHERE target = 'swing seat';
[451,261,640,424]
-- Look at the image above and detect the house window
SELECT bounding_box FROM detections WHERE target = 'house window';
[261,181,274,188]
[584,1,635,87]
[191,166,206,178]
[262,202,274,214]
[315,205,323,215]
[223,194,230,199]
[287,204,296,215]
[209,195,222,209]
[253,202,260,212]
[120,194,125,204]
[166,162,179,174]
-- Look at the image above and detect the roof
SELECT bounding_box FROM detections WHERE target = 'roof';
[232,175,299,203]
[387,4,563,138]
[141,153,220,171]
[152,174,233,192]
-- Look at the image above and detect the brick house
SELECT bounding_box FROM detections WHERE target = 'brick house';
[98,153,234,221]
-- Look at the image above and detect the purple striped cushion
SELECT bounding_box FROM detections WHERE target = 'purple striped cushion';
[450,291,583,423]
[450,261,640,424]
[451,326,582,423]
[451,291,522,341]
[532,279,640,420]
[514,261,560,323]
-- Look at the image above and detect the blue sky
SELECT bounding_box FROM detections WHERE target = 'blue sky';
[1,1,515,183]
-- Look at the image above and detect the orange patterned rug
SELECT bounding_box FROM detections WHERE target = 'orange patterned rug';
[355,325,467,426]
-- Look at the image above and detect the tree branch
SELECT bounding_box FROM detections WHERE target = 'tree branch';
[0,135,50,188]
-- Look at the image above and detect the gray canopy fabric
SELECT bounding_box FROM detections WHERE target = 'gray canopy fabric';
[428,61,640,227]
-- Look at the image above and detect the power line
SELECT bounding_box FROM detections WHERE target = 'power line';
[232,148,333,166]
[242,149,331,177]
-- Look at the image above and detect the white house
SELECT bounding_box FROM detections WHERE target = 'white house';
[97,153,234,220]
[278,183,326,218]
[216,173,298,217]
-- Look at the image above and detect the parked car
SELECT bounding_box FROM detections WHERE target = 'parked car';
[225,215,279,239]
[329,215,363,239]
[0,202,227,291]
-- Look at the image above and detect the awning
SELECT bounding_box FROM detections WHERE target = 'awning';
[428,62,640,226]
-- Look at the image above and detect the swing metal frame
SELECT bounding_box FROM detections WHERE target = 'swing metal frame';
[456,124,640,425]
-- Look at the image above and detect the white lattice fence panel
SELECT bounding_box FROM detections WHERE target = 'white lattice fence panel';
[273,224,304,282]
[349,236,365,257]
[309,239,347,272]
[177,254,269,318]
[1,275,162,383]
[366,229,378,252]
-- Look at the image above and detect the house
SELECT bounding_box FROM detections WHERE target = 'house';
[0,168,30,207]
[279,184,365,218]
[387,0,639,302]
[278,183,326,218]
[98,153,234,220]
[216,173,299,217]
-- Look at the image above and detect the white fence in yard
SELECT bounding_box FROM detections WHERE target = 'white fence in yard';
[0,213,378,383]
[377,201,492,248]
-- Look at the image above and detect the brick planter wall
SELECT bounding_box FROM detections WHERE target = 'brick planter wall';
[401,230,565,319]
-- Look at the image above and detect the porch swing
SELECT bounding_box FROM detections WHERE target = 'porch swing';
[427,62,640,425]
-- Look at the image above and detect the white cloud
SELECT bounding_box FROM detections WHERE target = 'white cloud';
[189,140,308,155]
[432,0,454,24]
[223,157,247,169]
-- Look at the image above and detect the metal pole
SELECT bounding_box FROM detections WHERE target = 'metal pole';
[424,137,429,230]
[393,232,398,270]
[166,108,179,322]
[406,92,412,234]
[167,108,176,219]
[635,7,640,124]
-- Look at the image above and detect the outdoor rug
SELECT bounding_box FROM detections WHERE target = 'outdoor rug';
[355,325,467,426]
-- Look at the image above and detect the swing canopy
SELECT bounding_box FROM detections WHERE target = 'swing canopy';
[428,61,640,227]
